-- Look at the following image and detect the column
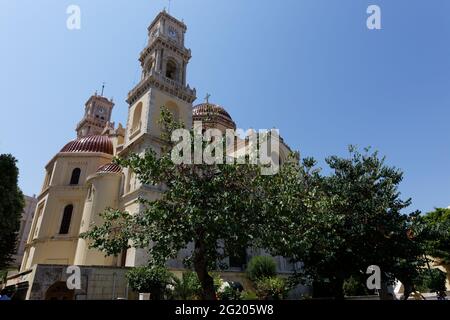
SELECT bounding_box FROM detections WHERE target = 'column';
[155,49,162,73]
[182,62,187,85]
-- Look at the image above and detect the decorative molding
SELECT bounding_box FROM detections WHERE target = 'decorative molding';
[147,11,187,35]
[140,37,191,66]
[127,70,196,105]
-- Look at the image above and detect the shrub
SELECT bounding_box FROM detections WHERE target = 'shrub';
[217,281,244,300]
[255,276,287,300]
[240,290,258,300]
[343,276,369,297]
[417,268,447,294]
[0,270,7,285]
[211,272,224,294]
[171,271,202,300]
[246,256,277,282]
[126,266,174,300]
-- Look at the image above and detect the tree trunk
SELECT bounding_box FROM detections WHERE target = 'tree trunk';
[402,282,414,301]
[331,277,345,300]
[193,239,216,300]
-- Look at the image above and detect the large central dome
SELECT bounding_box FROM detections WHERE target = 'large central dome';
[60,135,114,155]
[193,103,236,130]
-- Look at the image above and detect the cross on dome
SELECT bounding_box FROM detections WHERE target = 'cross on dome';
[205,93,211,104]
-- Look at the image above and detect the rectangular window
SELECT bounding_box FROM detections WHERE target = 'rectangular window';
[59,205,73,235]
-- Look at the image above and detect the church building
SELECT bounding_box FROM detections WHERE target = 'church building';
[5,10,297,300]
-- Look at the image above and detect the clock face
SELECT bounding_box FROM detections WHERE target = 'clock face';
[168,27,177,40]
[99,107,104,114]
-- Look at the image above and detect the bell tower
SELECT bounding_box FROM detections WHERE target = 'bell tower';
[143,10,189,85]
[120,10,196,268]
[124,10,196,148]
[76,93,114,138]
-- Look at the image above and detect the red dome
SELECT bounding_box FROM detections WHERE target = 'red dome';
[193,103,235,129]
[97,163,122,173]
[60,135,113,155]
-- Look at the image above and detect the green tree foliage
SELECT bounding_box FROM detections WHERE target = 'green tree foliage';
[0,154,24,270]
[419,208,450,264]
[261,147,425,298]
[416,268,447,295]
[83,106,429,300]
[83,108,265,300]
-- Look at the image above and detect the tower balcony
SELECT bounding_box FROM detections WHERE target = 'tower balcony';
[129,121,142,139]
[127,70,196,105]
[139,36,191,69]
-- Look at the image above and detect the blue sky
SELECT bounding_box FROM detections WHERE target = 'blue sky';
[1,0,450,213]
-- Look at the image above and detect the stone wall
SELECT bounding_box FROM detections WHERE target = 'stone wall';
[24,264,310,300]
[27,265,131,300]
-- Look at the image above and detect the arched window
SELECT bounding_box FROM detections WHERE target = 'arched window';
[146,59,154,73]
[87,185,95,201]
[70,168,81,185]
[165,60,177,80]
[165,101,180,122]
[125,169,133,193]
[45,281,74,300]
[131,102,143,134]
[59,205,73,235]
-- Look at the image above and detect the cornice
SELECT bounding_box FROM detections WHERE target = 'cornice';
[127,70,196,105]
[140,36,191,65]
[147,11,187,33]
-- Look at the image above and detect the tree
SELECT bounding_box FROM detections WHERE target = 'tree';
[419,208,450,265]
[0,154,24,270]
[262,147,424,299]
[415,268,447,296]
[410,207,450,299]
[83,108,267,300]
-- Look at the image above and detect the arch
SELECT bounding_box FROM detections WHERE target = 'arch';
[131,102,143,134]
[165,101,180,122]
[165,59,177,80]
[69,168,81,185]
[59,205,73,235]
[87,184,95,201]
[278,149,287,166]
[146,58,154,73]
[143,59,154,79]
[45,281,74,300]
[125,169,133,193]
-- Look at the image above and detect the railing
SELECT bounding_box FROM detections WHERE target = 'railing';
[127,70,196,100]
[129,121,142,139]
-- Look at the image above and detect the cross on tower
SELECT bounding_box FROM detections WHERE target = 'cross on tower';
[101,82,106,96]
[205,93,211,104]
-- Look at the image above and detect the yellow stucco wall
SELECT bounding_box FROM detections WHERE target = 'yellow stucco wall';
[74,171,123,266]
[21,153,112,272]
